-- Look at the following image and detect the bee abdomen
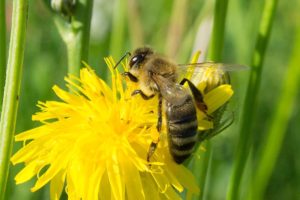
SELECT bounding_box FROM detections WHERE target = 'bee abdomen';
[166,96,198,164]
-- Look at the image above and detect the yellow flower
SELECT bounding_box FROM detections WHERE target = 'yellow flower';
[11,55,233,200]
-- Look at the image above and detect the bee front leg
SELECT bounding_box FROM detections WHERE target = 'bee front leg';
[180,78,213,120]
[147,94,162,162]
[122,72,138,82]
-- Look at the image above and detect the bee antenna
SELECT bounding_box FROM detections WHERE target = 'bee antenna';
[114,52,131,69]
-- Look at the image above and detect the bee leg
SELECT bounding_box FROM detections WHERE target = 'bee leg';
[122,72,138,82]
[205,112,234,141]
[180,78,213,120]
[131,90,155,100]
[156,94,163,132]
[147,141,159,162]
[147,94,162,162]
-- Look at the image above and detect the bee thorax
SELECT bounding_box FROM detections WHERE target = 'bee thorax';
[139,81,157,96]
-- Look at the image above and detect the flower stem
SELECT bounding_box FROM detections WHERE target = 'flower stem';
[0,0,6,109]
[249,26,300,200]
[197,141,212,200]
[207,0,228,62]
[127,0,144,48]
[194,0,228,198]
[226,0,279,199]
[165,0,188,58]
[107,0,126,80]
[0,0,28,198]
[109,0,126,59]
[178,2,211,62]
[54,0,94,77]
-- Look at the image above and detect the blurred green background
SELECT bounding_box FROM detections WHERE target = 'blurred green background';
[2,0,300,199]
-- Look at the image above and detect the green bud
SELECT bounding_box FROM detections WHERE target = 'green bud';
[51,0,76,17]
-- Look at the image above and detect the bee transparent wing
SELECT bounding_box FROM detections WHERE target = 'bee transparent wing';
[176,62,249,86]
[151,74,188,105]
[177,62,249,73]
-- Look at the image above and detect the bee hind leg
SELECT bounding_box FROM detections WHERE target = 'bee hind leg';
[180,78,213,120]
[147,94,162,162]
[147,141,159,162]
[200,111,235,142]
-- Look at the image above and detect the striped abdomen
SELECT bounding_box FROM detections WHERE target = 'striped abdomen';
[166,95,198,164]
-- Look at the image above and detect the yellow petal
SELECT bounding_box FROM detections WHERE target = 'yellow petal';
[151,167,170,193]
[15,161,43,184]
[31,151,69,192]
[142,174,160,200]
[168,162,200,195]
[99,171,111,200]
[164,186,182,200]
[14,124,51,141]
[86,166,105,200]
[106,152,124,200]
[165,169,184,193]
[33,101,73,121]
[198,119,214,130]
[185,51,201,80]
[204,84,233,113]
[52,85,82,106]
[123,159,145,200]
[50,170,66,200]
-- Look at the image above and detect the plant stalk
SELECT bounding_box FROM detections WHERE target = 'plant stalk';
[198,142,212,200]
[208,0,229,61]
[249,25,300,200]
[193,0,229,198]
[226,0,279,199]
[165,0,188,58]
[54,0,94,77]
[109,0,126,59]
[127,0,144,48]
[0,0,28,198]
[0,0,6,109]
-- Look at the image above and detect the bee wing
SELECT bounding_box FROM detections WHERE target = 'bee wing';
[151,74,188,105]
[177,62,249,73]
[176,62,249,86]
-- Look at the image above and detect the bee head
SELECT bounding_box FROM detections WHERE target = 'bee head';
[129,47,154,70]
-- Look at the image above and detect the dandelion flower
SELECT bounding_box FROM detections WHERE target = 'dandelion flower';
[11,56,233,200]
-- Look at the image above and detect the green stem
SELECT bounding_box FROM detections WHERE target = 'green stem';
[249,26,300,200]
[226,0,278,199]
[0,0,28,199]
[109,0,126,59]
[127,0,144,48]
[208,0,229,61]
[178,1,211,62]
[197,141,212,200]
[54,0,93,77]
[165,0,188,58]
[0,0,6,109]
[191,0,229,198]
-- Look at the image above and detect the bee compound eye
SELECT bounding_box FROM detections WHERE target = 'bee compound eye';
[129,54,144,68]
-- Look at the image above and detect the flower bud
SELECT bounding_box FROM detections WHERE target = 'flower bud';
[51,0,76,17]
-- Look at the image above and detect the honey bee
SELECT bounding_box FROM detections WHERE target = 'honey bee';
[115,47,247,164]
